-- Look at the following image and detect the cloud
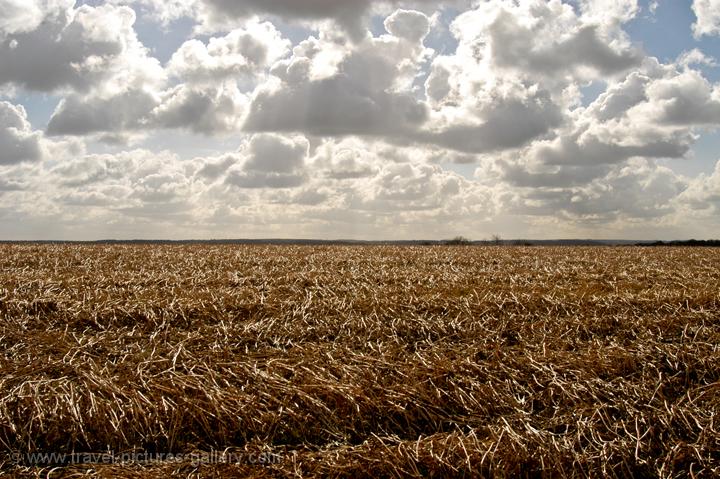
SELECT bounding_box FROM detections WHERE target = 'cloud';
[503,158,687,224]
[311,139,380,179]
[525,63,720,169]
[0,0,50,36]
[244,20,431,138]
[111,0,458,40]
[198,0,370,39]
[692,0,720,38]
[49,149,197,219]
[224,134,309,188]
[641,70,720,125]
[586,71,649,121]
[0,175,28,193]
[418,89,564,153]
[47,78,249,138]
[167,21,291,83]
[45,17,284,138]
[41,2,650,155]
[5,0,720,240]
[191,136,496,228]
[107,0,196,25]
[194,155,238,181]
[680,159,720,212]
[243,7,570,154]
[245,76,428,137]
[195,0,451,40]
[474,56,720,199]
[578,0,640,26]
[47,80,251,138]
[0,101,44,165]
[573,67,720,161]
[152,82,247,134]
[384,9,431,43]
[0,2,162,93]
[413,0,642,155]
[449,0,641,82]
[47,87,159,136]
[648,1,659,16]
[355,162,463,211]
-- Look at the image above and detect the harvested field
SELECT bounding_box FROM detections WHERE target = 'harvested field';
[0,244,719,478]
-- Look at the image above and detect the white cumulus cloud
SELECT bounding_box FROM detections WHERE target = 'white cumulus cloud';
[0,101,44,165]
[692,0,720,38]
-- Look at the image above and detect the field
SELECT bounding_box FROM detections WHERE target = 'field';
[0,244,718,478]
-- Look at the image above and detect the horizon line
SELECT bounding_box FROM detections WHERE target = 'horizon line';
[1,238,719,245]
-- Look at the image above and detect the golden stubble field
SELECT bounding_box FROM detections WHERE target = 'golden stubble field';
[0,244,718,478]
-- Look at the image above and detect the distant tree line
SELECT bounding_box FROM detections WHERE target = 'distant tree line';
[638,239,720,247]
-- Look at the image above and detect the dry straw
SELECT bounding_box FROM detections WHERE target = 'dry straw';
[0,244,718,477]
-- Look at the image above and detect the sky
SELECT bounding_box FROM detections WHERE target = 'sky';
[1,0,720,241]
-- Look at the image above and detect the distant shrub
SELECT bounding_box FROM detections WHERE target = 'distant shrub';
[512,240,533,246]
[445,236,471,245]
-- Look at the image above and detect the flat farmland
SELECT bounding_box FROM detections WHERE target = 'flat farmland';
[0,244,718,478]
